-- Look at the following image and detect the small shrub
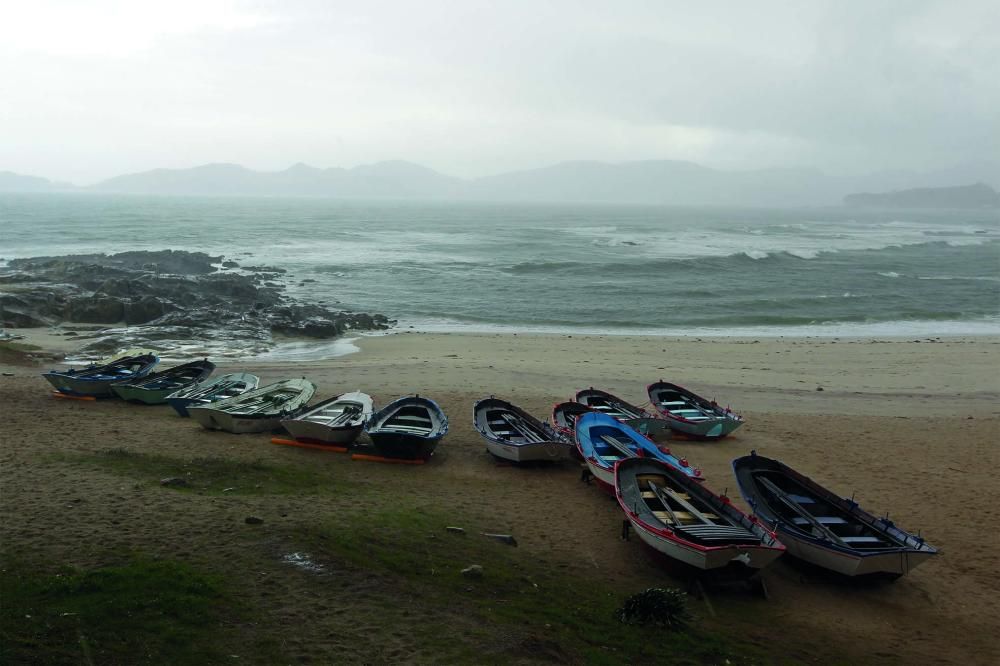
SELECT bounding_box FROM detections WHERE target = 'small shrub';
[616,587,692,630]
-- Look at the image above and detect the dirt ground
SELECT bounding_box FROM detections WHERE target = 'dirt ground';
[2,333,998,663]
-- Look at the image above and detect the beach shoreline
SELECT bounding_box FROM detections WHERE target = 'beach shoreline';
[2,330,998,663]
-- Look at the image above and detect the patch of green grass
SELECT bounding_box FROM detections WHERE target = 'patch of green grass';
[0,341,41,352]
[298,507,770,665]
[59,447,345,495]
[0,341,42,365]
[0,556,233,665]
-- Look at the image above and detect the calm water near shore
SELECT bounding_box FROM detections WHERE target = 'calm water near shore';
[2,193,998,337]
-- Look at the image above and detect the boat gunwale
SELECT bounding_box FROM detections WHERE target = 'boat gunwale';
[732,454,938,558]
[615,458,782,555]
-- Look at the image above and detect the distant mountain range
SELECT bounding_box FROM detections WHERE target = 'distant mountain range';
[0,171,74,193]
[3,159,999,207]
[844,183,1000,209]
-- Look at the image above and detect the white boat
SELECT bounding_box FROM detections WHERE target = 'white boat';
[166,372,261,417]
[473,397,574,463]
[647,380,743,439]
[616,457,784,572]
[733,452,938,578]
[188,378,316,434]
[280,391,373,446]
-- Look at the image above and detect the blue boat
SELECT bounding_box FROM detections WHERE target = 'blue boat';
[42,349,159,398]
[364,395,448,461]
[575,412,702,491]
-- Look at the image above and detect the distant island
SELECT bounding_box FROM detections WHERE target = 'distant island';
[844,183,1000,209]
[2,160,999,207]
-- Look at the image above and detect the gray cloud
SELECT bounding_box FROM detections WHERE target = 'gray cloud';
[0,0,995,183]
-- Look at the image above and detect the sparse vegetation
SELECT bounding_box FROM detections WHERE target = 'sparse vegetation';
[0,341,43,365]
[616,587,693,630]
[0,556,234,665]
[58,447,345,495]
[294,508,748,664]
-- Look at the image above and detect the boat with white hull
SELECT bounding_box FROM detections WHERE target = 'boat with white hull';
[616,458,784,572]
[733,452,938,578]
[550,401,592,442]
[473,397,574,463]
[647,380,743,439]
[166,372,260,417]
[189,378,315,434]
[281,391,373,446]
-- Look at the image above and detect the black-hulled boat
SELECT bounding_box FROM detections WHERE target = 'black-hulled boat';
[365,395,448,460]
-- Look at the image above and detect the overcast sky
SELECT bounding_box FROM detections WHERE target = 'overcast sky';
[1,0,997,184]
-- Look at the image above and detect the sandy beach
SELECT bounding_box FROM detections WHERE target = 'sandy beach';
[2,331,998,663]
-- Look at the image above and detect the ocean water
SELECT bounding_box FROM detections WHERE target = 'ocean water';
[2,193,998,338]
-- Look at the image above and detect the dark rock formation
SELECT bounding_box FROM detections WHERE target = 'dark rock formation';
[0,250,393,357]
[9,250,222,275]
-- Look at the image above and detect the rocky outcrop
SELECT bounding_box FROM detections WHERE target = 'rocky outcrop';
[0,250,393,356]
[9,250,222,275]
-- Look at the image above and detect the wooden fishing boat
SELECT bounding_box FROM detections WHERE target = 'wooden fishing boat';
[647,380,743,439]
[473,397,574,463]
[42,349,159,397]
[364,395,448,461]
[551,401,592,441]
[281,391,374,446]
[188,378,316,434]
[110,359,215,404]
[575,412,702,492]
[732,452,938,578]
[165,372,260,417]
[616,457,784,572]
[575,387,669,436]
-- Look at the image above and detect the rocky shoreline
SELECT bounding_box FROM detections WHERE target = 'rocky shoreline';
[0,250,393,358]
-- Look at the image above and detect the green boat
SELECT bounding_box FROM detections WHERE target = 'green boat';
[111,359,215,404]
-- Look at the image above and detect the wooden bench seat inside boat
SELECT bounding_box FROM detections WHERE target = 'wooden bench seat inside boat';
[382,424,432,434]
[651,510,720,523]
[393,414,432,423]
[641,490,691,500]
[840,536,885,544]
[675,523,762,545]
[636,474,665,488]
[792,516,848,525]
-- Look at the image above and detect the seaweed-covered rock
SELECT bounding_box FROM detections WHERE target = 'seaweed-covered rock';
[1,249,393,355]
[125,296,169,325]
[65,295,125,323]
